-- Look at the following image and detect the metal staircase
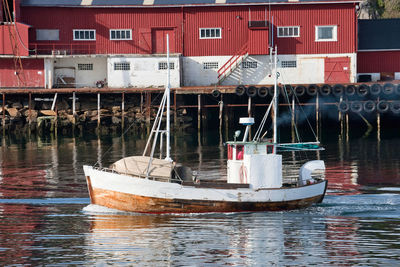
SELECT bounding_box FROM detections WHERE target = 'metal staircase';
[217,43,249,84]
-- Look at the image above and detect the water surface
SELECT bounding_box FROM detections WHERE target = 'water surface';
[0,129,400,265]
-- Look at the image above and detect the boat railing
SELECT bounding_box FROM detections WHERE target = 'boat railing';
[93,166,183,184]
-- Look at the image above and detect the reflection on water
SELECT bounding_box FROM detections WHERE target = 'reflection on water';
[0,130,400,265]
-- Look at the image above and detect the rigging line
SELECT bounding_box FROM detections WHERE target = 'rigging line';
[278,75,301,143]
[93,91,166,167]
[2,0,26,83]
[281,82,301,143]
[253,97,273,141]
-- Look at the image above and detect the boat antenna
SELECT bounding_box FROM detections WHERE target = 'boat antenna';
[273,46,278,153]
[165,34,172,161]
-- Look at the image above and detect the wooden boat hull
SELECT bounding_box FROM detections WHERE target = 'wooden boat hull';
[84,166,327,214]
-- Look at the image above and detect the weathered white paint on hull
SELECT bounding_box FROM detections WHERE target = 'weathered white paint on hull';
[84,165,327,213]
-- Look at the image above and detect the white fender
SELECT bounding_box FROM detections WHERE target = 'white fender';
[299,160,325,186]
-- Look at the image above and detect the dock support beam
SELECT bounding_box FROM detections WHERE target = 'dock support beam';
[145,92,151,124]
[121,92,125,130]
[2,93,5,133]
[97,93,101,129]
[174,90,177,129]
[197,94,201,133]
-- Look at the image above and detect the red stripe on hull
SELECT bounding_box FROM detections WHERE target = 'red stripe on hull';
[88,186,325,214]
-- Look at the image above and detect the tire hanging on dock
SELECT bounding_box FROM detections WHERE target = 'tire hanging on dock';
[212,89,221,98]
[338,101,349,113]
[395,84,400,96]
[357,84,369,97]
[377,100,389,113]
[307,84,319,96]
[257,86,269,98]
[390,101,400,114]
[350,101,362,113]
[363,100,376,113]
[345,85,356,96]
[235,85,246,96]
[283,85,293,97]
[319,84,331,96]
[370,84,382,97]
[332,84,344,96]
[294,85,306,97]
[246,86,257,97]
[383,83,395,95]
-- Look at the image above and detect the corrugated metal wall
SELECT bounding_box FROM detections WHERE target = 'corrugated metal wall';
[358,51,400,73]
[20,3,356,57]
[0,58,44,87]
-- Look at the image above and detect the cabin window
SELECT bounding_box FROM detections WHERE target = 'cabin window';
[315,25,337,42]
[277,26,300,38]
[267,145,274,154]
[78,63,93,71]
[242,61,258,69]
[36,29,59,41]
[110,29,132,40]
[227,145,233,160]
[114,62,130,71]
[73,29,96,41]
[199,28,221,39]
[281,61,297,68]
[236,145,244,160]
[158,62,175,70]
[203,62,219,70]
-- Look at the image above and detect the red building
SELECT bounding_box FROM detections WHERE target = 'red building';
[357,19,400,82]
[0,0,360,88]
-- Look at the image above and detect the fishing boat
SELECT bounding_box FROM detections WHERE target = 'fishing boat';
[83,38,327,214]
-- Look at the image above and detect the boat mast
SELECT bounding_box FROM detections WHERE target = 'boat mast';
[273,46,278,153]
[165,34,171,161]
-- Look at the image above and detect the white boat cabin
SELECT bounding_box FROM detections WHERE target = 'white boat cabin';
[226,141,282,190]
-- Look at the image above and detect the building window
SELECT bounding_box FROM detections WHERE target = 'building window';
[281,61,297,68]
[277,26,300,38]
[242,61,257,69]
[36,29,59,41]
[110,29,132,40]
[114,62,130,71]
[78,63,93,71]
[316,25,337,42]
[158,62,175,70]
[73,29,96,41]
[199,28,221,39]
[203,62,219,70]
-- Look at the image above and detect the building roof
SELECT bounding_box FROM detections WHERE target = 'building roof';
[21,0,360,7]
[358,19,400,51]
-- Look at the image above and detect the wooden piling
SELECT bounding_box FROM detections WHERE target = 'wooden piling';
[97,93,101,128]
[197,94,201,133]
[291,95,295,142]
[2,93,5,133]
[219,95,223,133]
[173,90,177,129]
[316,94,320,139]
[28,92,32,127]
[121,92,125,130]
[146,92,151,124]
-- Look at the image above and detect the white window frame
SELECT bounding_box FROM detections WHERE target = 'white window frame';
[203,62,219,70]
[281,61,297,68]
[199,28,222,39]
[73,29,96,41]
[110,29,132,40]
[158,62,175,70]
[277,26,300,38]
[315,25,337,42]
[78,63,93,71]
[242,61,258,69]
[114,62,130,71]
